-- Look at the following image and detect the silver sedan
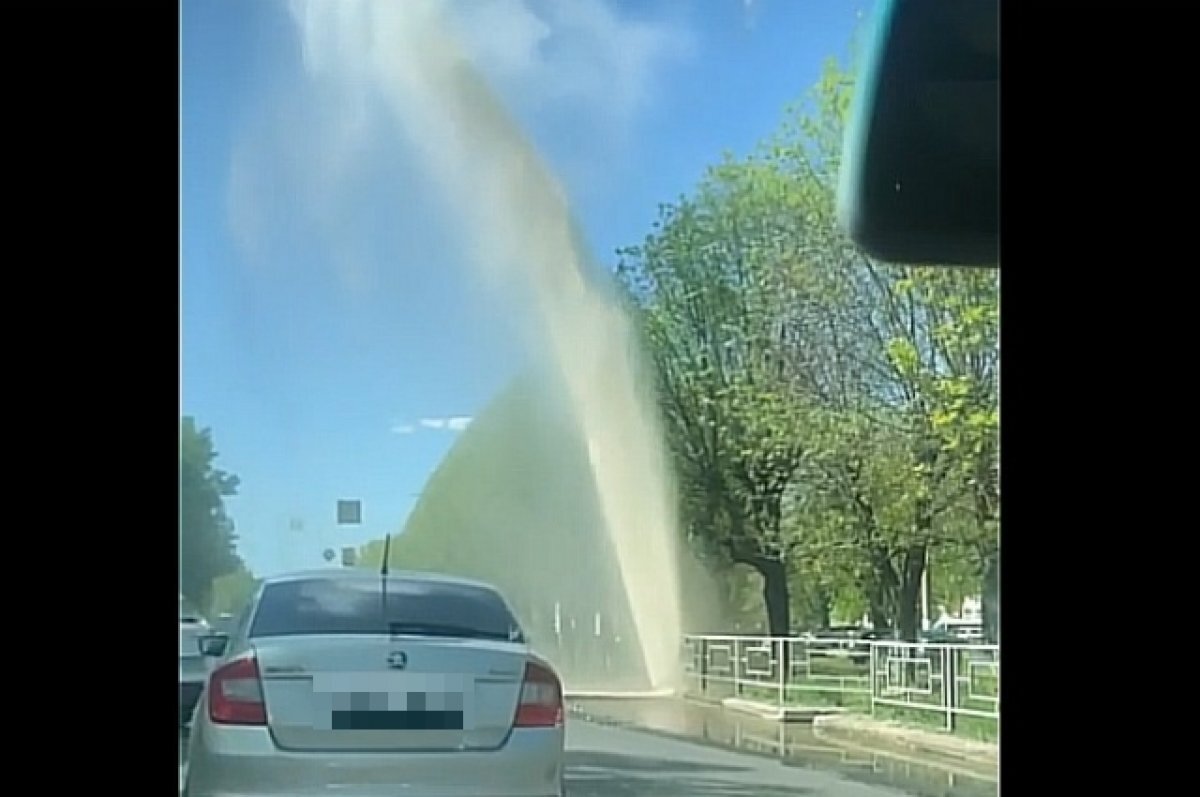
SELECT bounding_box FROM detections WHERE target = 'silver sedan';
[184,569,565,797]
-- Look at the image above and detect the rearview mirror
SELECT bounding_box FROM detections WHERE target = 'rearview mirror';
[838,0,999,266]
[198,634,229,658]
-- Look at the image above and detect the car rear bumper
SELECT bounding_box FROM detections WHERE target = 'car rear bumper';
[185,722,564,797]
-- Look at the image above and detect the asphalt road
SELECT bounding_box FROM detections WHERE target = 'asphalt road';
[180,719,934,797]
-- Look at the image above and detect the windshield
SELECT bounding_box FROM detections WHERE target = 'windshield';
[181,1,999,795]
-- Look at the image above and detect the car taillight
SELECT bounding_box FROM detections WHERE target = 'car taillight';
[208,654,266,726]
[513,660,563,728]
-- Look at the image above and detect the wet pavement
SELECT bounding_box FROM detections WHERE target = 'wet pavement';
[179,704,996,796]
[569,698,998,797]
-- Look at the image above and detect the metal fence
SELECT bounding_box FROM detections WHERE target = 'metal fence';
[682,634,999,733]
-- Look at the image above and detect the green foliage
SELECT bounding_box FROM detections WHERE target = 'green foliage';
[618,54,998,638]
[209,565,259,618]
[180,417,243,612]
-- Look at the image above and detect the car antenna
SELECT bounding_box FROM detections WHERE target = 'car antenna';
[380,533,391,616]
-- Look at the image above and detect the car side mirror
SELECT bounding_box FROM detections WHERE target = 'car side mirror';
[198,633,229,657]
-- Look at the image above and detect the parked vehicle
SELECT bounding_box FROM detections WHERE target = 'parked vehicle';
[179,616,212,727]
[926,617,985,643]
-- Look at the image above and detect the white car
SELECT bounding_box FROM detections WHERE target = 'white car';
[180,615,213,727]
[184,569,565,797]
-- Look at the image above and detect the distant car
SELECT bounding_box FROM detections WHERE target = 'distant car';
[183,569,566,797]
[179,616,212,727]
[803,626,870,657]
[915,620,987,658]
[927,618,985,643]
[210,612,235,634]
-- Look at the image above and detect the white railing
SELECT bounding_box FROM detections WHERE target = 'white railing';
[682,634,999,733]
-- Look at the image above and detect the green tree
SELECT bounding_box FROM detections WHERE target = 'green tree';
[617,162,821,637]
[180,417,242,611]
[914,269,1000,641]
[619,56,999,640]
[209,565,259,617]
[773,60,998,640]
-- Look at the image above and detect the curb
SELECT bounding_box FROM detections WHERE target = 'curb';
[812,714,997,770]
[563,688,676,700]
[720,697,847,723]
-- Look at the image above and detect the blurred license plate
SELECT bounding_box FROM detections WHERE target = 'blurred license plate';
[329,691,465,730]
[311,675,474,731]
[333,704,464,731]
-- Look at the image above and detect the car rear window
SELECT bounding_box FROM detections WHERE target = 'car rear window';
[249,577,524,641]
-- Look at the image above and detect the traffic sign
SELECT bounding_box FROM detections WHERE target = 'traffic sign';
[337,500,362,525]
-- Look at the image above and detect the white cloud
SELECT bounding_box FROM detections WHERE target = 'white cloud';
[390,423,416,435]
[406,416,473,432]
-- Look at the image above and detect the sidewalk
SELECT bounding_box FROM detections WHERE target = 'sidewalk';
[813,713,998,770]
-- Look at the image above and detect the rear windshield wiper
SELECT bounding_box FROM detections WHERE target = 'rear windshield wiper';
[387,621,517,641]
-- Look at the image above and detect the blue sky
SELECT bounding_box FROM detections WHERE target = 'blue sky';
[181,0,868,577]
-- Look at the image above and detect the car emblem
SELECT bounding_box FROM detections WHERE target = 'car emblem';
[387,651,408,670]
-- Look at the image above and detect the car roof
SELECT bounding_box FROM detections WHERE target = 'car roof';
[260,568,502,594]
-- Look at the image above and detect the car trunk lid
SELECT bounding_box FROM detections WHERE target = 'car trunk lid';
[255,634,527,751]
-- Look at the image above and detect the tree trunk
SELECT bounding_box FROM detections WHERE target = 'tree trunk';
[868,602,890,631]
[759,558,791,637]
[865,544,902,631]
[981,549,999,644]
[897,481,935,641]
[866,573,892,630]
[754,557,792,683]
[865,548,898,631]
[896,545,926,641]
[896,596,919,641]
[814,586,832,630]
